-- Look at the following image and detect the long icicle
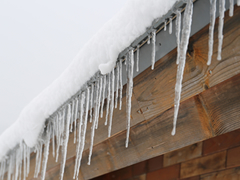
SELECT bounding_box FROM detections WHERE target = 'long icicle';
[70,99,75,133]
[34,143,40,178]
[89,84,94,123]
[55,113,60,162]
[52,120,55,158]
[105,74,111,125]
[14,149,19,180]
[74,97,79,144]
[229,0,234,17]
[23,143,26,180]
[7,154,12,180]
[75,87,90,179]
[26,146,30,177]
[136,45,140,72]
[169,17,172,34]
[108,69,115,137]
[115,63,120,109]
[176,10,181,65]
[172,0,193,136]
[88,81,99,165]
[126,49,134,148]
[207,0,217,66]
[100,75,106,118]
[59,104,71,180]
[217,0,225,61]
[96,78,102,129]
[41,123,51,180]
[119,58,123,110]
[74,92,85,178]
[151,29,156,70]
[35,141,43,178]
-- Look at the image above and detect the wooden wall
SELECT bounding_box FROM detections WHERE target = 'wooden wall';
[92,128,240,180]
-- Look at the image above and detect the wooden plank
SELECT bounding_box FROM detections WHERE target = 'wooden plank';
[227,146,240,168]
[146,164,180,180]
[180,151,226,179]
[203,129,240,155]
[199,73,240,135]
[163,142,202,167]
[200,167,240,180]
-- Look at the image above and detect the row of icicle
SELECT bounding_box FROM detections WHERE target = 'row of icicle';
[0,0,240,179]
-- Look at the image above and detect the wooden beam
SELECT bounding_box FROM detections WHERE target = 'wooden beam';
[46,72,240,179]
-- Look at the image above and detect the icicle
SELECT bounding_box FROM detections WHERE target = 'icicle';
[238,0,240,6]
[52,120,55,158]
[115,63,120,108]
[74,92,85,176]
[100,75,106,118]
[147,34,151,44]
[164,20,167,31]
[105,74,111,125]
[59,110,65,146]
[55,113,61,162]
[151,29,156,70]
[59,104,71,180]
[34,144,39,178]
[217,0,225,61]
[95,78,102,129]
[207,0,217,66]
[23,143,26,180]
[26,146,30,177]
[74,88,90,179]
[88,83,100,165]
[7,155,13,180]
[1,160,6,180]
[176,10,182,65]
[41,123,51,180]
[119,59,123,110]
[229,0,234,17]
[126,49,134,148]
[34,142,43,178]
[14,150,18,180]
[136,45,140,72]
[108,69,115,137]
[74,97,79,144]
[89,84,94,123]
[70,99,75,132]
[169,17,172,34]
[172,0,193,136]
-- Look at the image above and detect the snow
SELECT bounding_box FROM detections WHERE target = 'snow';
[0,0,178,169]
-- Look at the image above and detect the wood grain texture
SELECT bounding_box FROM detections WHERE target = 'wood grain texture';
[200,73,240,135]
[227,146,240,168]
[163,142,202,167]
[200,167,240,180]
[180,151,226,179]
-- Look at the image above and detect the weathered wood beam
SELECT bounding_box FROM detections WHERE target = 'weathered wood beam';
[46,72,240,180]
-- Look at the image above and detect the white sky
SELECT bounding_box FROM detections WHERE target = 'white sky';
[0,0,127,135]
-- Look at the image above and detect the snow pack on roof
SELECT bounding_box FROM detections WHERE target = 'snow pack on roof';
[0,0,178,160]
